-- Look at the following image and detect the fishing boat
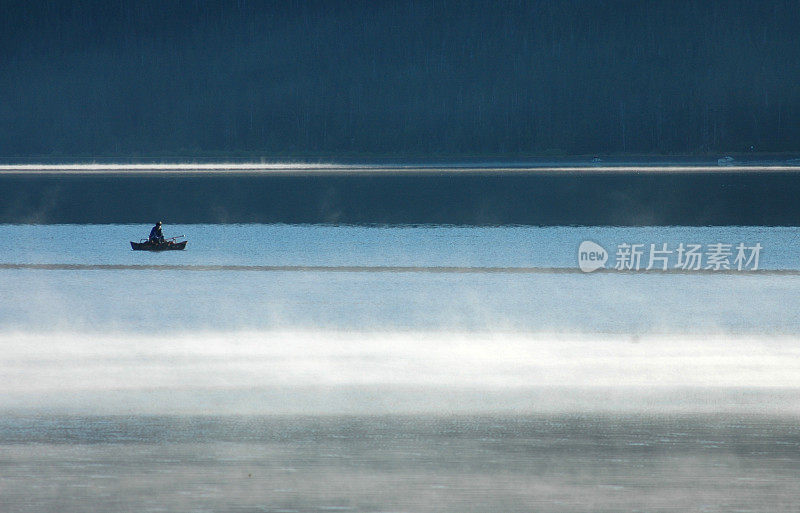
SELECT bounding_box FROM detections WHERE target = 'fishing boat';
[130,238,187,251]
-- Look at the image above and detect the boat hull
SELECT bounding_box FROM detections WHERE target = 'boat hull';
[130,240,187,251]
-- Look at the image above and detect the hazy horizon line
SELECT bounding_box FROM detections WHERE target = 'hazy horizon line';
[2,162,800,175]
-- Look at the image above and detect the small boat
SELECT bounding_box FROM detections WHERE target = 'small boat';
[130,239,187,251]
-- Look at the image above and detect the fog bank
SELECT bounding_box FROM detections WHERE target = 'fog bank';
[2,331,799,415]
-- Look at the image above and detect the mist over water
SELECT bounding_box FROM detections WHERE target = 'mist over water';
[3,221,800,512]
[2,331,800,416]
[2,223,800,415]
[4,0,800,504]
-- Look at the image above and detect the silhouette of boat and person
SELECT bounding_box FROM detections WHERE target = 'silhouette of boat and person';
[130,221,187,251]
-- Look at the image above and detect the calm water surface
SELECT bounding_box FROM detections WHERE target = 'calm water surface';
[1,415,799,513]
[1,224,800,332]
[1,223,799,511]
[2,224,799,268]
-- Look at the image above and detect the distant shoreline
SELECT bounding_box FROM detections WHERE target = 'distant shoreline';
[2,163,800,176]
[0,153,799,169]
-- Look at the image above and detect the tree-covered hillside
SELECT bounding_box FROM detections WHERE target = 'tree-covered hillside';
[1,0,798,157]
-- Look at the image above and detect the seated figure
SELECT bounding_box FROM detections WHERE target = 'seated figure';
[148,221,165,243]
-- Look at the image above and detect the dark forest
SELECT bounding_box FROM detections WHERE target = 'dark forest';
[2,0,799,158]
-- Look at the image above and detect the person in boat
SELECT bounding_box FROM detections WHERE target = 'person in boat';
[149,221,166,244]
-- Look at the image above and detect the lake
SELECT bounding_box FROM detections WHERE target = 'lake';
[2,176,800,511]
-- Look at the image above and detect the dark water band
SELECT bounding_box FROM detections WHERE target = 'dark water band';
[0,263,796,275]
[4,170,800,225]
